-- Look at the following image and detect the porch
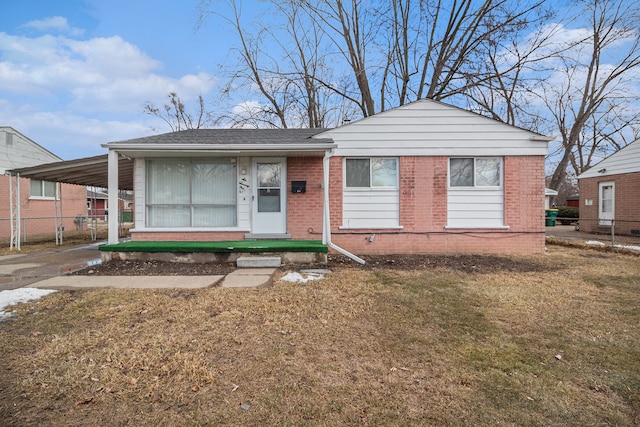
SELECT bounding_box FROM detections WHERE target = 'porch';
[99,239,329,265]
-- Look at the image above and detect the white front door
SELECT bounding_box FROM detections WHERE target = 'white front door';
[252,158,287,234]
[598,182,615,226]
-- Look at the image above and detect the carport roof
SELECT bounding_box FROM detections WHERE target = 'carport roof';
[7,154,134,190]
[7,129,336,191]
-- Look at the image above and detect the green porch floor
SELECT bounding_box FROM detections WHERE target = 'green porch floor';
[99,240,329,253]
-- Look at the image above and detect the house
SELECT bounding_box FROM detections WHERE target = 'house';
[87,189,109,220]
[545,188,558,209]
[87,189,134,222]
[577,138,640,236]
[0,127,87,245]
[102,99,551,256]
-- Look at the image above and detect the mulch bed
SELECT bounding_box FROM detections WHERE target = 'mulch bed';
[72,253,557,276]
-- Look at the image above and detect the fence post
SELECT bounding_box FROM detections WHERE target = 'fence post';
[611,219,615,252]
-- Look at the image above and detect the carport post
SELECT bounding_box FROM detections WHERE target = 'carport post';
[107,149,119,244]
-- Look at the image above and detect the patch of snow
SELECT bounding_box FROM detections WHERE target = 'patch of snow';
[618,244,640,251]
[280,271,326,284]
[0,288,57,321]
[584,240,640,251]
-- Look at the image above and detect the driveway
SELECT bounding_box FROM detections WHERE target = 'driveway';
[0,242,102,291]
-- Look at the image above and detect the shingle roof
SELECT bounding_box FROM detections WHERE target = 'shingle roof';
[106,128,333,146]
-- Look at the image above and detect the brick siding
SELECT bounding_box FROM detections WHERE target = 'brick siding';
[579,173,640,235]
[0,176,87,241]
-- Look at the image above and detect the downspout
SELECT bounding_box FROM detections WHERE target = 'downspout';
[323,151,365,265]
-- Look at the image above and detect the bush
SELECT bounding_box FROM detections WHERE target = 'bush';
[557,206,579,224]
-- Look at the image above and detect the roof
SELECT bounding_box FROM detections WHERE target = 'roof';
[8,129,335,190]
[87,189,109,199]
[545,188,558,196]
[578,139,640,179]
[8,155,134,190]
[103,128,336,158]
[106,128,331,145]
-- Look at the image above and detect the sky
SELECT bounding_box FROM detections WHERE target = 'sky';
[0,0,240,160]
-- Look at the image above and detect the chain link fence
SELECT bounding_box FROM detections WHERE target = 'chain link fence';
[548,217,640,252]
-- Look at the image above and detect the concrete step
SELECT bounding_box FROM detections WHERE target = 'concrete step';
[236,256,282,268]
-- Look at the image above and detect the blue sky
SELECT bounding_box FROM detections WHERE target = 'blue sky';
[0,0,240,159]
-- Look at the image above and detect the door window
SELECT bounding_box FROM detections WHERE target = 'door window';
[257,163,281,213]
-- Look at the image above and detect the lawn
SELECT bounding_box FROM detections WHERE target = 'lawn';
[1,245,638,426]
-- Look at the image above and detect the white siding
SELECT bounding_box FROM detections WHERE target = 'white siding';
[578,139,640,178]
[0,127,61,173]
[447,189,504,228]
[134,158,146,229]
[342,189,400,228]
[237,157,251,229]
[317,99,549,157]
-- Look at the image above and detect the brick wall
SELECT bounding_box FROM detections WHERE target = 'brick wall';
[0,176,87,241]
[287,157,324,239]
[128,154,546,254]
[579,173,640,235]
[327,155,545,254]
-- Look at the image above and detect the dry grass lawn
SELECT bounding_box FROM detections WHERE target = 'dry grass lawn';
[1,244,638,426]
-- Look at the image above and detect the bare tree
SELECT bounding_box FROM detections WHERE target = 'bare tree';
[144,92,212,131]
[540,0,640,189]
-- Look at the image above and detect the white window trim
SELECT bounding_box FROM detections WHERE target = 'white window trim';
[447,157,505,229]
[29,180,59,200]
[448,157,503,189]
[145,158,239,229]
[343,157,399,189]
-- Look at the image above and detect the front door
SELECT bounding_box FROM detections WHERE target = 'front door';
[598,181,615,226]
[252,158,286,234]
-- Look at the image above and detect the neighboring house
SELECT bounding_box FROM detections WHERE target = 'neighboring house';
[87,189,133,221]
[545,188,558,209]
[87,189,109,220]
[0,127,87,242]
[577,139,640,236]
[102,99,551,255]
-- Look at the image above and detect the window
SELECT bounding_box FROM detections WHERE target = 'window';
[342,157,400,229]
[447,157,504,228]
[30,179,57,199]
[346,158,398,188]
[450,158,501,187]
[146,158,237,227]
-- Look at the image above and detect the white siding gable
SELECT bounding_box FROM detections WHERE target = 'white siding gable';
[578,139,640,179]
[316,99,549,157]
[0,127,61,173]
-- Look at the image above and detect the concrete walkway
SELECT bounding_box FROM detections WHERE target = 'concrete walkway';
[0,242,103,291]
[1,242,277,290]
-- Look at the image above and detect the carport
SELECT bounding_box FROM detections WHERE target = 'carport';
[7,154,134,249]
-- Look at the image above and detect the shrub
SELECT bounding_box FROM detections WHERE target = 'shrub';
[557,206,579,224]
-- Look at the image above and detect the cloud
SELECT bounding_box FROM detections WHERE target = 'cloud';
[22,16,84,37]
[0,28,218,159]
[0,31,216,115]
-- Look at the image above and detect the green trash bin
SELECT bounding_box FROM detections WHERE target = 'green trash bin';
[545,209,558,226]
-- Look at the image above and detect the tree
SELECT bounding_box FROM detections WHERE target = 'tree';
[144,92,213,131]
[540,0,640,189]
[199,0,550,124]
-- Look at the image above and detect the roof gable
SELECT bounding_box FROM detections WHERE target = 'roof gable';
[578,139,640,179]
[315,99,551,157]
[0,127,61,172]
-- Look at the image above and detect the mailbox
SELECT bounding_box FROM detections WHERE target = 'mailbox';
[291,180,306,193]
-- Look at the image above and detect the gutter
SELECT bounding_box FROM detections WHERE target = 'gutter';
[101,143,338,151]
[322,152,366,265]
